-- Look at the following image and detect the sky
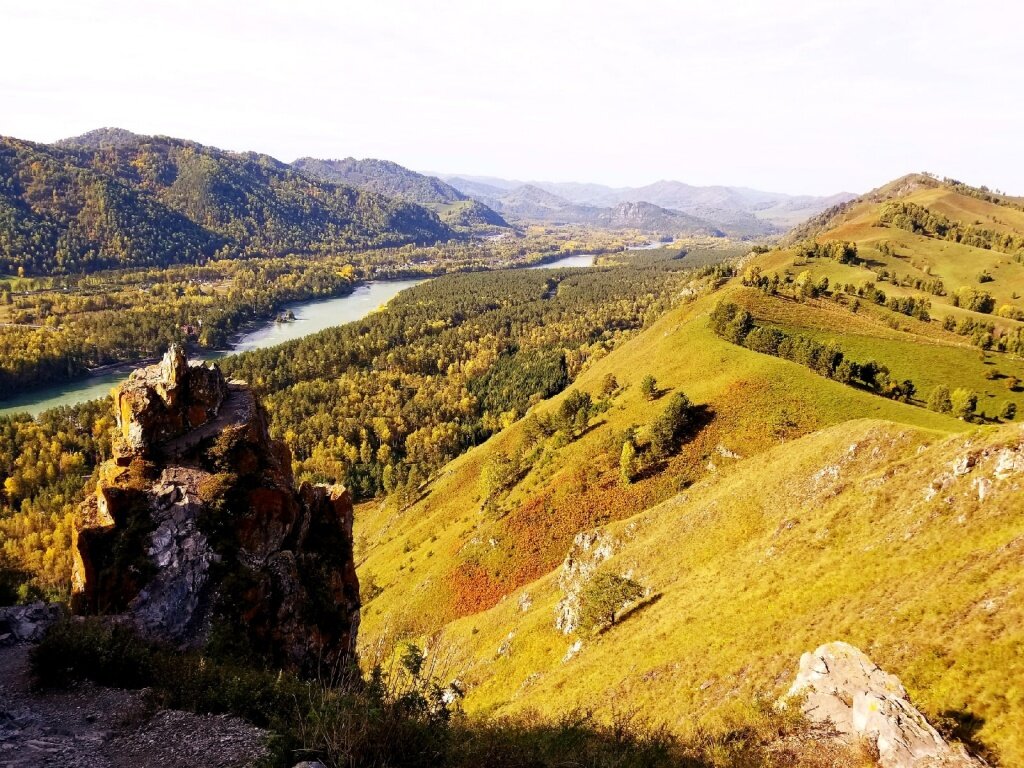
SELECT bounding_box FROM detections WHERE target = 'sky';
[2,0,1022,196]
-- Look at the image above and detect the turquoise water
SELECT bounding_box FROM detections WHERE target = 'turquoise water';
[0,279,425,418]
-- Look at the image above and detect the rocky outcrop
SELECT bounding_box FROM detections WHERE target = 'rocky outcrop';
[783,642,983,768]
[554,530,616,634]
[72,346,360,676]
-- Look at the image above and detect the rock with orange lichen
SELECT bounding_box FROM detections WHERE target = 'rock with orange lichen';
[72,348,360,676]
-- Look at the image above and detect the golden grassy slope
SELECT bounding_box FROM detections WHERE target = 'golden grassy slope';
[355,176,1024,764]
[426,419,1024,764]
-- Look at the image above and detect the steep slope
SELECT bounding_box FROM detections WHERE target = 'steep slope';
[292,156,510,231]
[355,173,1024,764]
[1,130,452,274]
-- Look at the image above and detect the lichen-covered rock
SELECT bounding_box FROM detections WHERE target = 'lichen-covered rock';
[72,349,360,676]
[783,642,983,768]
[112,345,228,461]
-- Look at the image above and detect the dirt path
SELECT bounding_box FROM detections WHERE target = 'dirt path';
[0,645,267,768]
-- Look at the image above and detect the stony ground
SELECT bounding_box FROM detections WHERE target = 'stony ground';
[0,644,268,768]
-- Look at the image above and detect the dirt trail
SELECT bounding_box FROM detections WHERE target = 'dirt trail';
[0,645,267,768]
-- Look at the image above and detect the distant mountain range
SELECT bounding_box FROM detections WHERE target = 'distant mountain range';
[0,125,856,276]
[442,174,855,238]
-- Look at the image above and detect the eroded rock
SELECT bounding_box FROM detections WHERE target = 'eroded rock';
[72,348,360,676]
[783,642,982,768]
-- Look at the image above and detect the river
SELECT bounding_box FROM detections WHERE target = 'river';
[0,279,424,418]
[3,247,635,418]
[527,253,596,269]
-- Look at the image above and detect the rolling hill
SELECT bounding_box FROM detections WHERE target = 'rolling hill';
[354,173,1024,764]
[292,156,510,231]
[0,129,452,275]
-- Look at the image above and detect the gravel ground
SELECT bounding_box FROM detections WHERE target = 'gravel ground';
[0,644,269,768]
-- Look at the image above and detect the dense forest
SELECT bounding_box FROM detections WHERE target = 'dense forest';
[221,247,739,498]
[0,245,741,598]
[0,132,453,275]
[0,229,633,398]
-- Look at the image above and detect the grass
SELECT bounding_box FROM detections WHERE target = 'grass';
[31,618,868,768]
[353,183,1024,764]
[395,420,1024,765]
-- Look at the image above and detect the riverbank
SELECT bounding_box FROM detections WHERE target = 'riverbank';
[0,279,424,418]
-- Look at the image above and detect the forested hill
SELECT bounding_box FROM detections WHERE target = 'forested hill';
[0,130,452,275]
[293,156,510,231]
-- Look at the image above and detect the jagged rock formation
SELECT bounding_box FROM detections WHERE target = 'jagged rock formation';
[784,642,983,768]
[72,346,360,675]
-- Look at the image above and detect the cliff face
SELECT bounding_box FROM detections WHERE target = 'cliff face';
[72,346,360,676]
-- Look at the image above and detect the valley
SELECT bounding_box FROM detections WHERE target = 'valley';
[1,138,1022,768]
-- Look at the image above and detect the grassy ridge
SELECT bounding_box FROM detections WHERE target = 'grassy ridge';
[356,176,1024,764]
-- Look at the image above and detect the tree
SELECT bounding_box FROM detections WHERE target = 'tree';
[579,571,644,632]
[650,392,694,458]
[950,388,978,420]
[600,372,619,397]
[926,385,952,414]
[556,390,593,436]
[640,374,658,401]
[619,438,637,486]
[1001,401,1017,421]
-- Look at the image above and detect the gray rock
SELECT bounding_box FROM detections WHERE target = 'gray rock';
[783,641,983,768]
[0,603,63,645]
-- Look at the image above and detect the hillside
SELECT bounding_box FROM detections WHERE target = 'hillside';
[353,174,1024,765]
[0,130,452,274]
[292,156,510,231]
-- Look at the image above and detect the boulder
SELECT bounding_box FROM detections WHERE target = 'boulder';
[72,349,360,676]
[783,642,983,768]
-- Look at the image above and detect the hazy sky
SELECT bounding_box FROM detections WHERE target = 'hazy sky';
[2,0,1022,195]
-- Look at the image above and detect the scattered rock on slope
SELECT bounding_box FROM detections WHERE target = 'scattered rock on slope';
[784,641,983,768]
[554,530,616,634]
[71,345,360,675]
